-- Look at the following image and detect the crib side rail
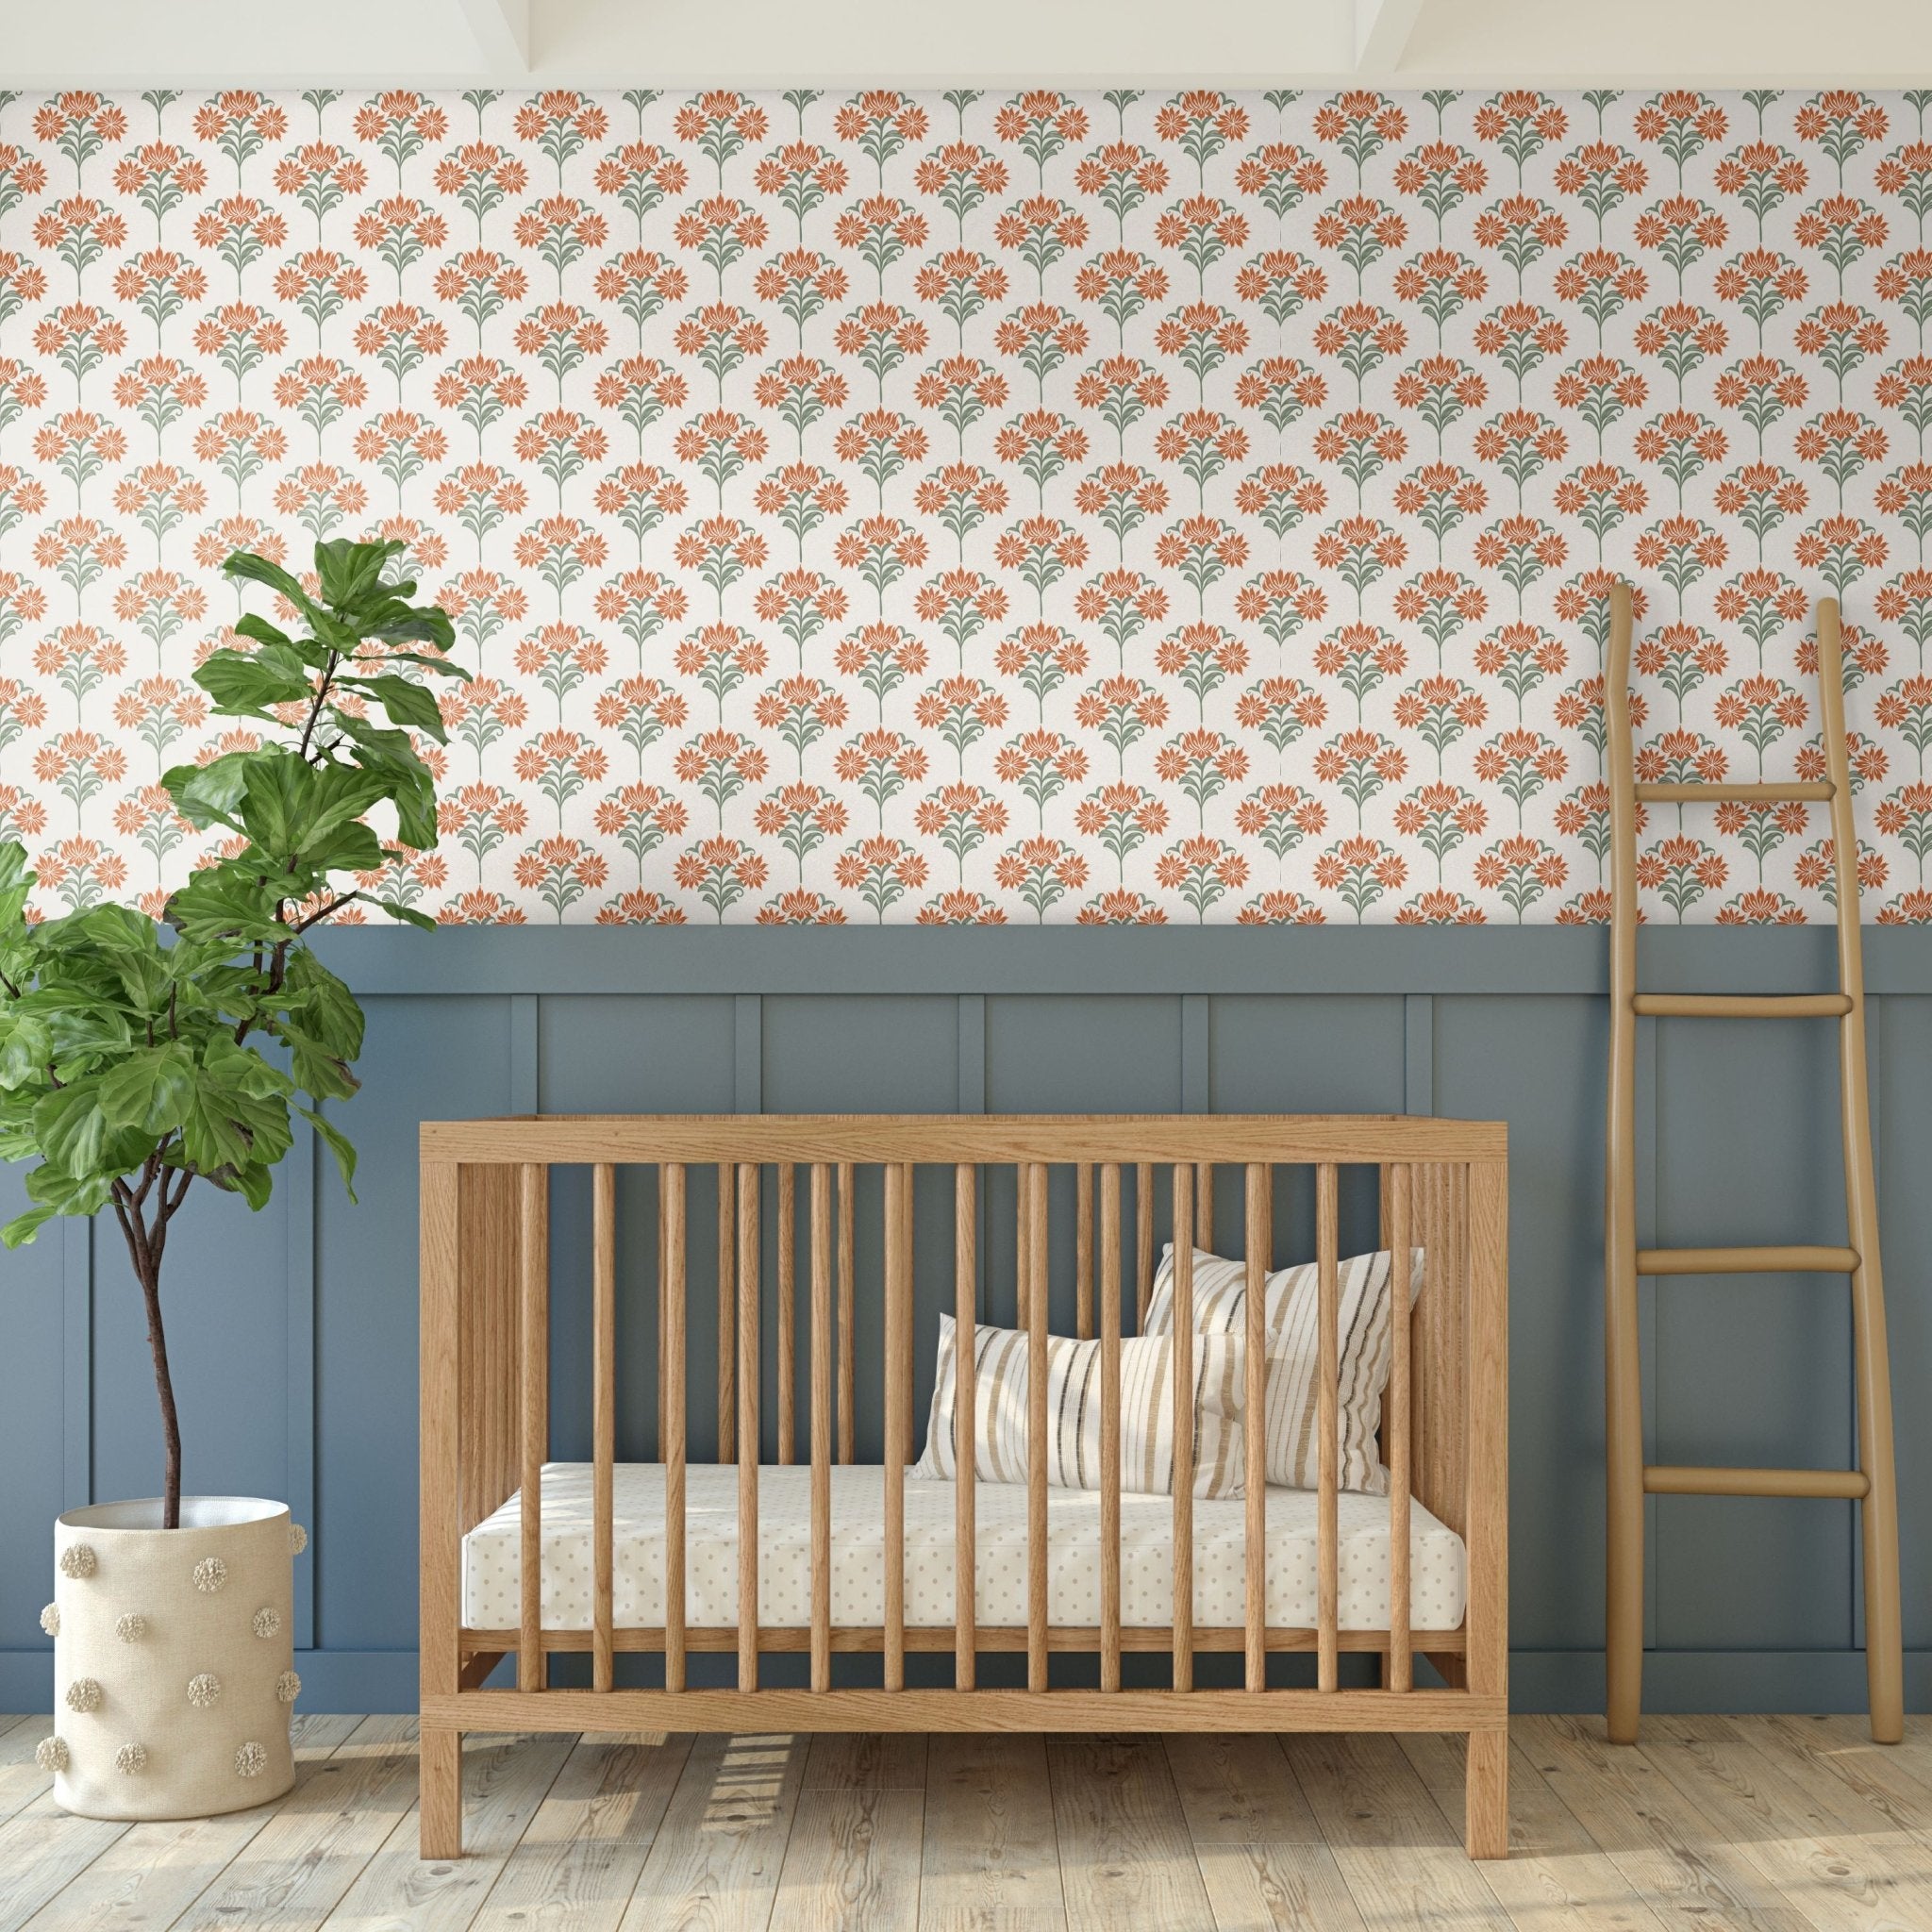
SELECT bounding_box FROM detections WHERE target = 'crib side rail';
[421,1115,1506,1726]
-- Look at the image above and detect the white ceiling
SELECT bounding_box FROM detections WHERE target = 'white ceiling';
[1,0,1928,86]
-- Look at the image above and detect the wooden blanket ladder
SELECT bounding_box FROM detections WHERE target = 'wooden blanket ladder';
[1603,579,1903,1745]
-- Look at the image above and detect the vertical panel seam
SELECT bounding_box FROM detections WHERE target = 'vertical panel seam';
[63,1215,92,1512]
[509,993,540,1115]
[735,994,763,1115]
[957,993,986,1114]
[1639,1012,1660,1649]
[287,1119,318,1651]
[1403,993,1435,1116]
[1180,993,1210,1113]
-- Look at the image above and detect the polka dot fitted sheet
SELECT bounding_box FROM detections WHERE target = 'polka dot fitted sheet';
[460,1463,1467,1632]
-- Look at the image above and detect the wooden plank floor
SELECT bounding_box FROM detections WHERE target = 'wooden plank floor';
[0,1714,1927,1931]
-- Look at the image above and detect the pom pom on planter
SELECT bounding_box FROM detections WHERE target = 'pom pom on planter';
[192,1556,227,1593]
[235,1740,268,1779]
[39,1603,58,1637]
[276,1670,302,1705]
[115,1741,147,1775]
[35,1737,67,1773]
[289,1523,308,1555]
[65,1677,102,1714]
[252,1607,282,1640]
[186,1673,222,1708]
[58,1544,95,1579]
[116,1613,147,1642]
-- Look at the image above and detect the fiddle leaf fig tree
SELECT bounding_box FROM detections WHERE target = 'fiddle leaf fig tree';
[0,539,466,1527]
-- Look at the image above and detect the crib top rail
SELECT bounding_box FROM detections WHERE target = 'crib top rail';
[421,1111,1506,1168]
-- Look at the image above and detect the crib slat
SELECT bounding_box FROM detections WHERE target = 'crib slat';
[778,1162,796,1466]
[1136,1161,1155,1329]
[657,1168,667,1464]
[663,1163,688,1692]
[1196,1162,1214,1247]
[884,1161,909,1690]
[1387,1161,1413,1694]
[955,1162,978,1691]
[1243,1161,1268,1692]
[592,1162,616,1694]
[1317,1160,1340,1693]
[1172,1162,1195,1692]
[1076,1163,1094,1340]
[737,1162,759,1691]
[718,1162,736,1465]
[519,1162,547,1694]
[838,1161,856,1466]
[899,1163,917,1465]
[1026,1160,1050,1694]
[809,1162,832,1693]
[1100,1163,1124,1694]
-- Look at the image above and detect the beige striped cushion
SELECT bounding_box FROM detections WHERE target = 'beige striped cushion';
[1143,1245,1423,1495]
[911,1313,1247,1499]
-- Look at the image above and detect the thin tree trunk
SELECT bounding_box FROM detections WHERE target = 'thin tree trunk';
[135,1251,183,1530]
[114,1171,187,1530]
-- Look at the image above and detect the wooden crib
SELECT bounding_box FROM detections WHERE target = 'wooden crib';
[418,1113,1508,1857]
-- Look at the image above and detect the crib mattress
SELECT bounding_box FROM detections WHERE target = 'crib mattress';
[461,1463,1467,1633]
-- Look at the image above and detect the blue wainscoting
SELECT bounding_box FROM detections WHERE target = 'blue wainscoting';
[4,924,1930,1714]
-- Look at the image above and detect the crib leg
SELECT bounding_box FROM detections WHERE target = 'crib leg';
[420,1726,463,1859]
[1464,1727,1508,1859]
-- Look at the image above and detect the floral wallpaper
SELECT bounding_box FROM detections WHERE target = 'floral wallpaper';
[3,85,1931,924]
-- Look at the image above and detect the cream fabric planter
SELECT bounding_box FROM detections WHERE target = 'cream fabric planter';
[39,1497,304,1821]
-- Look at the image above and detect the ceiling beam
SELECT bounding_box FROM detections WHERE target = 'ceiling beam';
[1354,0,1426,73]
[455,0,530,75]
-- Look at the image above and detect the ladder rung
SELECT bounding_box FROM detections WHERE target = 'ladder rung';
[1636,1244,1858,1275]
[1631,993,1854,1018]
[1635,781,1834,804]
[1643,1465,1871,1500]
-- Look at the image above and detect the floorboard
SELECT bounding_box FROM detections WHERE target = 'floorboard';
[1046,1733,1216,1932]
[772,1786,926,1931]
[1283,1731,1515,1930]
[467,1732,692,1932]
[618,1729,808,1932]
[323,1731,578,1932]
[921,1733,1065,1932]
[18,1714,361,1932]
[1519,1714,1819,1932]
[0,1715,1924,1932]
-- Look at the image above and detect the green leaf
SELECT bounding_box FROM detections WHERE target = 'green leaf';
[300,824,386,875]
[330,711,439,849]
[342,673,447,741]
[372,898,437,931]
[222,549,326,631]
[196,645,312,720]
[0,839,35,930]
[279,1021,359,1102]
[283,950,365,1059]
[1,1202,58,1247]
[32,1079,108,1174]
[233,752,317,861]
[0,1008,53,1090]
[225,1161,275,1210]
[162,867,289,943]
[162,752,253,832]
[298,1103,358,1203]
[95,1043,195,1135]
[352,647,469,681]
[313,537,403,610]
[178,1075,256,1174]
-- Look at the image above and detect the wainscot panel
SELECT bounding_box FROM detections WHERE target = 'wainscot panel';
[3,924,1929,1713]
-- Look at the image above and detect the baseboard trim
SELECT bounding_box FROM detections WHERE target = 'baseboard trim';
[4,1647,1928,1716]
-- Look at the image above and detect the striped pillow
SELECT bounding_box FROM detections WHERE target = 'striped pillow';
[1143,1244,1423,1495]
[911,1312,1247,1499]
